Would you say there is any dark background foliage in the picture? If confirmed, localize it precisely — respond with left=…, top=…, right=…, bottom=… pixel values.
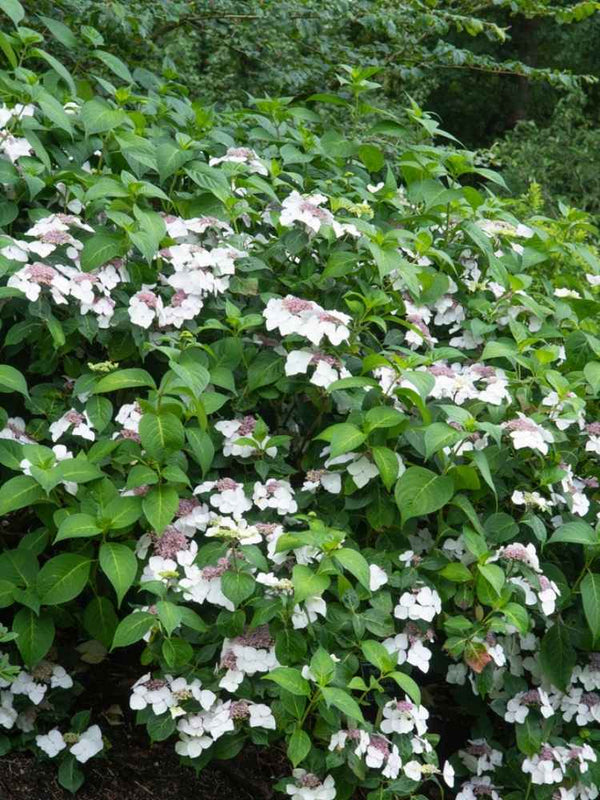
left=20, top=0, right=600, bottom=213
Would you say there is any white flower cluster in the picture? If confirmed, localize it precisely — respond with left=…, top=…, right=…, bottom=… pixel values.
left=36, top=725, right=104, bottom=763
left=0, top=661, right=74, bottom=730
left=263, top=295, right=351, bottom=346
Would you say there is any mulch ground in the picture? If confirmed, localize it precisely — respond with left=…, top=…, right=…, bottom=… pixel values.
left=0, top=725, right=286, bottom=800
left=0, top=644, right=288, bottom=800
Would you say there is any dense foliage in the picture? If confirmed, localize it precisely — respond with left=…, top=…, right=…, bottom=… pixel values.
left=21, top=0, right=600, bottom=214
left=1, top=2, right=600, bottom=799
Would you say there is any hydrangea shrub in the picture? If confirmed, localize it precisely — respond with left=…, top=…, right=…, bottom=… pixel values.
left=1, top=3, right=600, bottom=798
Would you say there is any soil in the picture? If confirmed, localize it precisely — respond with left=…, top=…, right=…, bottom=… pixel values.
left=0, top=725, right=286, bottom=800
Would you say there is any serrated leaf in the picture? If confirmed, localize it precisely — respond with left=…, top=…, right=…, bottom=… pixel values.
left=80, top=231, right=127, bottom=271
left=99, top=543, right=137, bottom=607
left=221, top=571, right=255, bottom=607
left=13, top=608, right=54, bottom=667
left=0, top=364, right=28, bottom=397
left=0, top=475, right=46, bottom=514
left=548, top=521, right=597, bottom=546
left=94, top=368, right=155, bottom=393
left=53, top=457, right=102, bottom=485
left=143, top=485, right=178, bottom=533
left=371, top=446, right=399, bottom=491
left=264, top=667, right=310, bottom=696
left=37, top=554, right=91, bottom=605
left=388, top=671, right=422, bottom=705
left=54, top=513, right=101, bottom=543
left=139, top=412, right=184, bottom=461
left=287, top=729, right=311, bottom=767
left=539, top=622, right=575, bottom=691
left=321, top=686, right=364, bottom=722
left=156, top=600, right=182, bottom=636
left=112, top=612, right=155, bottom=649
left=80, top=98, right=128, bottom=135
left=334, top=548, right=371, bottom=589
left=292, top=565, right=330, bottom=604
left=83, top=596, right=118, bottom=648
left=394, top=467, right=454, bottom=524
left=94, top=49, right=134, bottom=83
left=316, top=423, right=366, bottom=459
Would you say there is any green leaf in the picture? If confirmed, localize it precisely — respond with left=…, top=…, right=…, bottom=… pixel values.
left=548, top=521, right=598, bottom=546
left=394, top=466, right=454, bottom=524
left=53, top=456, right=102, bottom=485
left=143, top=485, right=179, bottom=533
left=264, top=667, right=311, bottom=696
left=162, top=637, right=193, bottom=669
left=584, top=361, right=600, bottom=394
left=388, top=671, right=422, bottom=705
left=0, top=440, right=23, bottom=470
left=86, top=396, right=112, bottom=433
left=221, top=571, right=255, bottom=607
left=103, top=496, right=143, bottom=529
left=516, top=716, right=543, bottom=757
left=334, top=548, right=371, bottom=589
left=358, top=143, right=385, bottom=172
left=371, top=446, right=399, bottom=491
left=361, top=640, right=395, bottom=673
left=139, top=412, right=184, bottom=460
left=321, top=687, right=364, bottom=722
left=503, top=602, right=529, bottom=634
left=31, top=47, right=77, bottom=93
left=58, top=755, right=84, bottom=794
left=130, top=207, right=166, bottom=262
left=440, top=562, right=472, bottom=582
left=147, top=712, right=176, bottom=743
left=156, top=600, right=182, bottom=636
left=186, top=163, right=232, bottom=204
left=0, top=0, right=24, bottom=26
left=99, top=543, right=137, bottom=607
left=37, top=91, right=73, bottom=135
left=186, top=428, right=215, bottom=476
left=112, top=611, right=155, bottom=649
left=581, top=573, right=600, bottom=643
left=0, top=365, right=28, bottom=397
left=247, top=351, right=283, bottom=392
left=472, top=450, right=497, bottom=496
left=316, top=422, right=366, bottom=459
left=309, top=647, right=336, bottom=685
left=0, top=548, right=38, bottom=586
left=287, top=729, right=311, bottom=767
left=424, top=422, right=462, bottom=458
left=80, top=98, right=128, bottom=134
left=94, top=49, right=134, bottom=83
left=156, top=142, right=193, bottom=182
left=40, top=15, right=78, bottom=48
left=83, top=596, right=118, bottom=648
left=364, top=406, right=405, bottom=431
left=292, top=565, right=330, bottom=603
left=0, top=579, right=15, bottom=608
left=477, top=563, right=505, bottom=596
left=539, top=622, right=575, bottom=691
left=80, top=230, right=128, bottom=272
left=37, top=554, right=91, bottom=605
left=13, top=608, right=54, bottom=666
left=0, top=475, right=46, bottom=514
left=94, top=368, right=155, bottom=393
left=178, top=606, right=209, bottom=633
left=168, top=360, right=210, bottom=398
left=54, top=513, right=101, bottom=544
